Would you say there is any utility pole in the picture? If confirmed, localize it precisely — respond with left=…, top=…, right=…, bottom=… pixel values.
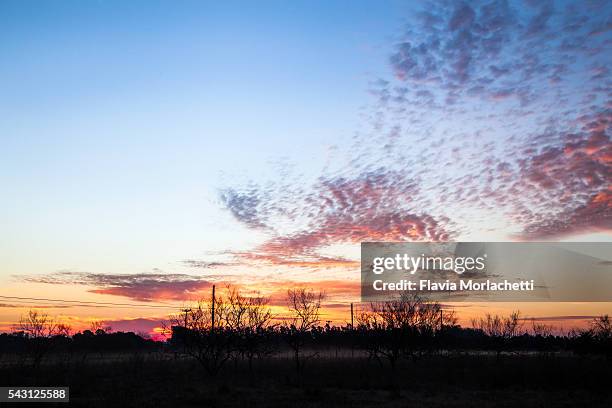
left=350, top=303, right=355, bottom=359
left=439, top=308, right=443, bottom=331
left=181, top=308, right=192, bottom=328
left=211, top=284, right=216, bottom=331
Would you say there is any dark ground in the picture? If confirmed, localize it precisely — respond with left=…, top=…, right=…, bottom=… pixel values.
left=1, top=353, right=611, bottom=407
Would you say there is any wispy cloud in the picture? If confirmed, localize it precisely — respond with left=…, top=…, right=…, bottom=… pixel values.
left=20, top=271, right=214, bottom=302
left=181, top=260, right=236, bottom=269
left=525, top=315, right=598, bottom=322
left=15, top=270, right=361, bottom=309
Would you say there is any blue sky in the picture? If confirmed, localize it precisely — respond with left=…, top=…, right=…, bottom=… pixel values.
left=0, top=1, right=410, bottom=274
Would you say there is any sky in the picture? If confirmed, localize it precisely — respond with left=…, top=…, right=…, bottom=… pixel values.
left=0, top=0, right=610, bottom=337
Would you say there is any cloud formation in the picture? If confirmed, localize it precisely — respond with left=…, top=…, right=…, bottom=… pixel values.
left=182, top=260, right=235, bottom=269
left=102, top=317, right=167, bottom=338
left=222, top=170, right=454, bottom=266
left=389, top=0, right=610, bottom=106
left=218, top=0, right=610, bottom=268
left=21, top=271, right=213, bottom=302
left=512, top=109, right=611, bottom=237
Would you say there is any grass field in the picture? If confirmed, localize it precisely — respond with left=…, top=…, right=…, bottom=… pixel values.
left=1, top=352, right=610, bottom=407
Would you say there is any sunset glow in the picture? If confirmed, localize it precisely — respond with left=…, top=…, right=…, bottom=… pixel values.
left=1, top=0, right=610, bottom=338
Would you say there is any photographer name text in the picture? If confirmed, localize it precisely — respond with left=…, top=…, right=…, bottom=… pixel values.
left=372, top=279, right=535, bottom=292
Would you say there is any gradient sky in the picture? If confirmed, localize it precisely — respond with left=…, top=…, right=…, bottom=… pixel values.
left=1, top=0, right=610, bottom=337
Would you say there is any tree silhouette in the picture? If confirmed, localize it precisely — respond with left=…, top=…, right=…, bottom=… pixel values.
left=169, top=295, right=233, bottom=377
left=578, top=315, right=612, bottom=359
left=357, top=294, right=453, bottom=374
left=225, top=286, right=276, bottom=377
left=282, top=288, right=324, bottom=377
left=472, top=311, right=523, bottom=358
left=14, top=309, right=71, bottom=367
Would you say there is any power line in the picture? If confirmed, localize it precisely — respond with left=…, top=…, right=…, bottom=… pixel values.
left=0, top=295, right=342, bottom=316
left=0, top=299, right=161, bottom=310
left=0, top=295, right=179, bottom=309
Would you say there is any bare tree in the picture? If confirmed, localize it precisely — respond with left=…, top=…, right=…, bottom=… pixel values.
left=225, top=286, right=249, bottom=330
left=286, top=288, right=324, bottom=331
left=17, top=310, right=55, bottom=338
left=282, top=288, right=324, bottom=376
left=588, top=315, right=611, bottom=359
left=225, top=286, right=276, bottom=375
left=358, top=294, right=454, bottom=373
left=590, top=315, right=611, bottom=341
left=472, top=311, right=523, bottom=358
left=169, top=291, right=233, bottom=377
left=14, top=310, right=71, bottom=367
left=89, top=320, right=112, bottom=335
left=530, top=319, right=553, bottom=337
left=570, top=315, right=612, bottom=358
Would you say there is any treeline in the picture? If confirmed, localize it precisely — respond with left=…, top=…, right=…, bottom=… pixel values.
left=1, top=289, right=610, bottom=374
left=0, top=329, right=160, bottom=355
left=166, top=288, right=611, bottom=377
